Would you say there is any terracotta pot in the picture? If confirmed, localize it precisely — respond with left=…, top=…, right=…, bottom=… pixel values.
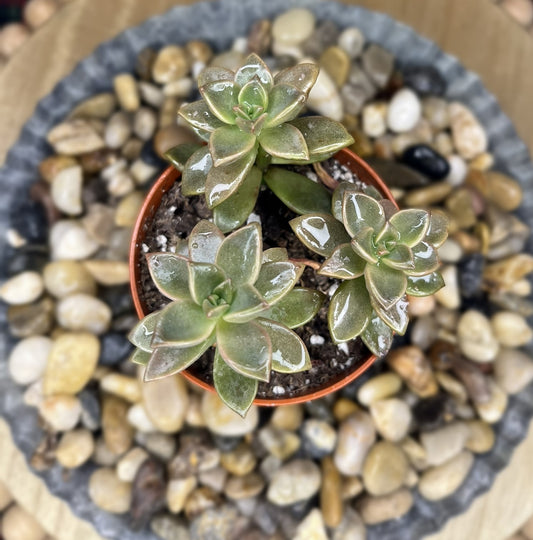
left=129, top=147, right=398, bottom=406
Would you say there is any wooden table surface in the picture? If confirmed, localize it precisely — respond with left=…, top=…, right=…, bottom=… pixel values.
left=1, top=1, right=533, bottom=539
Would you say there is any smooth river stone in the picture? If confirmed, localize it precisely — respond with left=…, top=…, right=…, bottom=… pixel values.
left=386, top=88, right=422, bottom=133
left=258, top=426, right=300, bottom=460
left=46, top=119, right=105, bottom=155
left=449, top=102, right=488, bottom=160
left=56, top=293, right=112, bottom=334
left=494, top=348, right=533, bottom=394
left=113, top=73, right=140, bottom=112
left=142, top=374, right=189, bottom=433
left=51, top=165, right=83, bottom=216
left=50, top=220, right=100, bottom=260
left=0, top=271, right=44, bottom=305
left=491, top=311, right=533, bottom=347
left=69, top=92, right=116, bottom=119
left=420, top=422, right=470, bottom=466
left=369, top=398, right=412, bottom=442
left=117, top=447, right=149, bottom=483
left=201, top=392, right=258, bottom=437
left=152, top=45, right=189, bottom=84
left=270, top=403, right=304, bottom=431
left=56, top=428, right=95, bottom=468
left=167, top=476, right=197, bottom=513
left=43, top=260, right=96, bottom=298
left=307, top=64, right=343, bottom=121
left=104, top=111, right=132, bottom=149
left=485, top=170, right=523, bottom=211
left=89, top=467, right=132, bottom=513
left=267, top=459, right=321, bottom=505
left=8, top=335, right=52, bottom=385
left=83, top=260, right=130, bottom=286
left=356, top=489, right=414, bottom=525
left=457, top=310, right=499, bottom=363
left=102, top=395, right=134, bottom=455
left=39, top=394, right=82, bottom=431
left=357, top=373, right=403, bottom=405
left=338, top=27, right=365, bottom=59
left=402, top=144, right=450, bottom=180
left=362, top=44, right=394, bottom=88
left=44, top=332, right=99, bottom=395
left=403, top=65, right=447, bottom=96
left=1, top=504, right=46, bottom=540
left=474, top=381, right=508, bottom=424
left=271, top=8, right=315, bottom=45
left=294, top=509, right=328, bottom=540
left=435, top=264, right=461, bottom=309
left=465, top=420, right=495, bottom=453
left=100, top=373, right=141, bottom=403
left=362, top=441, right=408, bottom=496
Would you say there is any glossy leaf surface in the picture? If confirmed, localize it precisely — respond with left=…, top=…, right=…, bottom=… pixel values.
left=146, top=253, right=190, bottom=301
left=181, top=146, right=213, bottom=196
left=319, top=243, right=366, bottom=279
left=365, top=263, right=407, bottom=309
left=262, top=288, right=324, bottom=329
left=259, top=124, right=309, bottom=161
left=290, top=214, right=351, bottom=257
left=254, top=261, right=304, bottom=304
left=188, top=220, right=224, bottom=264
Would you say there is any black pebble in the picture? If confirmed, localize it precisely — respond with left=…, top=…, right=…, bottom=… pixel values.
left=10, top=200, right=48, bottom=244
left=99, top=285, right=134, bottom=317
left=99, top=332, right=134, bottom=366
left=458, top=253, right=485, bottom=298
left=79, top=388, right=101, bottom=431
left=403, top=65, right=447, bottom=96
left=412, top=394, right=449, bottom=431
left=140, top=140, right=167, bottom=169
left=6, top=245, right=49, bottom=276
left=402, top=144, right=451, bottom=180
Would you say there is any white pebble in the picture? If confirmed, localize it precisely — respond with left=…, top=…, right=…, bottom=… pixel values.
left=438, top=238, right=463, bottom=263
left=0, top=271, right=43, bottom=305
left=387, top=88, right=422, bottom=133
left=272, top=8, right=316, bottom=45
left=434, top=265, right=460, bottom=309
left=8, top=336, right=52, bottom=385
left=51, top=165, right=83, bottom=216
left=362, top=102, right=387, bottom=138
left=306, top=63, right=343, bottom=121
left=56, top=293, right=112, bottom=334
left=445, top=154, right=468, bottom=186
left=457, top=310, right=499, bottom=363
left=338, top=27, right=365, bottom=58
left=50, top=220, right=100, bottom=260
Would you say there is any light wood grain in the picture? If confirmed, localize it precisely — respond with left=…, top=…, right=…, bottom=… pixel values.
left=0, top=1, right=532, bottom=539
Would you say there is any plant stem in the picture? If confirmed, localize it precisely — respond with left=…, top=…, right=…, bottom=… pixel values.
left=291, top=258, right=321, bottom=270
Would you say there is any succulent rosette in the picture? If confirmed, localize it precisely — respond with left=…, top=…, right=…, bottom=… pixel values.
left=128, top=220, right=324, bottom=415
left=291, top=183, right=448, bottom=356
left=166, top=53, right=353, bottom=232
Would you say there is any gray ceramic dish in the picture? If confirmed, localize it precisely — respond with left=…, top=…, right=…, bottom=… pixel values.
left=1, top=0, right=532, bottom=539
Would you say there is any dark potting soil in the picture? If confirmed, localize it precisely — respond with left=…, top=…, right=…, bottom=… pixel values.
left=137, top=161, right=371, bottom=400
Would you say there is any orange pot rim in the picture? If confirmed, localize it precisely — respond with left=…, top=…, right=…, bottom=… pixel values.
left=129, top=147, right=397, bottom=406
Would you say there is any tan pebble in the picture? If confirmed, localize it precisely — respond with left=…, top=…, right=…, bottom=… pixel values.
left=436, top=371, right=468, bottom=403
left=201, top=392, right=258, bottom=437
left=0, top=23, right=30, bottom=57
left=186, top=40, right=213, bottom=64
left=152, top=45, right=189, bottom=84
left=307, top=66, right=343, bottom=121
left=341, top=476, right=364, bottom=500
left=1, top=504, right=45, bottom=540
left=224, top=472, right=264, bottom=500
left=457, top=310, right=499, bottom=363
left=267, top=459, right=321, bottom=505
left=56, top=293, right=112, bottom=334
left=51, top=219, right=101, bottom=260
left=465, top=420, right=495, bottom=453
left=88, top=468, right=132, bottom=513
left=449, top=102, right=487, bottom=160
left=167, top=476, right=197, bottom=513
left=386, top=346, right=438, bottom=398
left=407, top=294, right=435, bottom=317
left=333, top=398, right=360, bottom=422
left=184, top=487, right=220, bottom=519
left=101, top=373, right=141, bottom=403
left=494, top=348, right=533, bottom=394
left=122, top=138, right=145, bottom=161
left=39, top=394, right=81, bottom=431
left=294, top=509, right=328, bottom=540
left=319, top=46, right=350, bottom=87
left=104, top=111, right=132, bottom=149
left=484, top=254, right=533, bottom=291
left=220, top=443, right=256, bottom=476
left=83, top=260, right=130, bottom=286
left=102, top=395, right=134, bottom=455
left=39, top=154, right=78, bottom=183
left=270, top=404, right=303, bottom=431
left=357, top=373, right=402, bottom=405
left=133, top=106, right=157, bottom=140
left=185, top=393, right=206, bottom=427
left=47, top=119, right=105, bottom=155
left=115, top=191, right=145, bottom=227
left=272, top=8, right=315, bottom=45
left=127, top=403, right=157, bottom=433
left=362, top=441, right=408, bottom=496
left=0, top=271, right=44, bottom=305
left=474, top=381, right=508, bottom=424
left=130, top=159, right=158, bottom=186
left=24, top=0, right=58, bottom=28
left=422, top=97, right=449, bottom=130
left=420, top=422, right=470, bottom=466
left=116, top=447, right=148, bottom=482
left=485, top=170, right=523, bottom=211
left=43, top=260, right=96, bottom=298
left=113, top=73, right=140, bottom=112
left=154, top=125, right=201, bottom=158
left=320, top=456, right=343, bottom=528
left=469, top=151, right=494, bottom=171
left=433, top=132, right=454, bottom=156
left=491, top=311, right=533, bottom=347
left=82, top=203, right=116, bottom=246
left=369, top=398, right=412, bottom=442
left=404, top=181, right=453, bottom=208
left=418, top=450, right=474, bottom=500
left=51, top=165, right=83, bottom=216
left=445, top=188, right=478, bottom=229
left=197, top=466, right=227, bottom=493
left=0, top=480, right=13, bottom=511
left=356, top=488, right=413, bottom=525
left=258, top=426, right=300, bottom=460
left=56, top=428, right=94, bottom=468
left=362, top=102, right=388, bottom=138
left=44, top=332, right=99, bottom=395
left=70, top=92, right=117, bottom=120
left=349, top=128, right=373, bottom=157
left=400, top=437, right=428, bottom=471
left=391, top=133, right=421, bottom=155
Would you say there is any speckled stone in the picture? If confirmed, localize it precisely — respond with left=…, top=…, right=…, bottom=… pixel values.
left=152, top=45, right=190, bottom=84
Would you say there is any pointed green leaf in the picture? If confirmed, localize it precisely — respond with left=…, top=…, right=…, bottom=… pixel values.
left=262, top=248, right=289, bottom=263
left=263, top=84, right=306, bottom=128
left=130, top=348, right=151, bottom=366
left=425, top=210, right=449, bottom=248
left=203, top=301, right=230, bottom=319
left=343, top=192, right=386, bottom=238
left=365, top=263, right=407, bottom=309
left=319, top=243, right=366, bottom=279
left=381, top=244, right=415, bottom=271
left=371, top=296, right=409, bottom=335
left=188, top=220, right=224, bottom=264
left=262, top=288, right=325, bottom=329
left=361, top=313, right=394, bottom=357
left=328, top=277, right=372, bottom=343
left=257, top=319, right=311, bottom=373
left=351, top=228, right=379, bottom=264
left=410, top=241, right=439, bottom=276
left=406, top=272, right=445, bottom=296
left=332, top=182, right=358, bottom=221
left=238, top=78, right=268, bottom=111
left=263, top=167, right=331, bottom=215
left=259, top=124, right=309, bottom=161
left=223, top=284, right=268, bottom=323
left=374, top=221, right=400, bottom=245
left=254, top=261, right=304, bottom=304
left=189, top=262, right=227, bottom=305
left=216, top=320, right=271, bottom=382
left=198, top=66, right=234, bottom=87
left=273, top=63, right=319, bottom=95
left=200, top=80, right=238, bottom=124
left=146, top=253, right=190, bottom=300
left=209, top=125, right=257, bottom=167
left=216, top=222, right=262, bottom=287
left=151, top=300, right=216, bottom=347
left=165, top=143, right=203, bottom=172
left=289, top=117, right=354, bottom=158
left=144, top=334, right=214, bottom=380
left=290, top=214, right=351, bottom=257
left=205, top=150, right=256, bottom=208
left=389, top=209, right=430, bottom=247
left=179, top=100, right=226, bottom=133
left=213, top=279, right=234, bottom=304
left=181, top=146, right=212, bottom=196
left=235, top=54, right=273, bottom=91
left=129, top=311, right=160, bottom=351
left=213, top=349, right=258, bottom=417
left=212, top=166, right=262, bottom=233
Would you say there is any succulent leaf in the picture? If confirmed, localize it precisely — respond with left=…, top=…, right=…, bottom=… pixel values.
left=198, top=66, right=234, bottom=87
left=238, top=78, right=269, bottom=114
left=290, top=214, right=351, bottom=257
left=215, top=222, right=262, bottom=287
left=319, top=243, right=366, bottom=279
left=210, top=125, right=257, bottom=167
left=223, top=284, right=268, bottom=323
left=381, top=244, right=415, bottom=271
left=289, top=117, right=354, bottom=158
left=361, top=313, right=394, bottom=357
left=213, top=349, right=258, bottom=417
left=129, top=310, right=161, bottom=352
left=343, top=192, right=386, bottom=238
left=151, top=300, right=216, bottom=348
left=144, top=334, right=215, bottom=381
left=389, top=209, right=430, bottom=247
left=146, top=253, right=190, bottom=301
left=189, top=262, right=227, bottom=305
left=262, top=248, right=289, bottom=263
left=263, top=84, right=306, bottom=128
left=409, top=241, right=439, bottom=276
left=130, top=348, right=151, bottom=366
left=216, top=320, right=271, bottom=382
left=259, top=124, right=309, bottom=161
left=263, top=167, right=332, bottom=215
left=200, top=80, right=238, bottom=124
left=181, top=146, right=213, bottom=196
left=178, top=101, right=226, bottom=133
left=406, top=271, right=445, bottom=296
left=364, top=263, right=407, bottom=309
left=254, top=261, right=304, bottom=304
left=273, top=63, right=319, bottom=95
left=258, top=318, right=311, bottom=373
left=262, top=288, right=325, bottom=329
left=371, top=296, right=409, bottom=335
left=165, top=143, right=203, bottom=172
left=350, top=228, right=379, bottom=264
left=188, top=220, right=225, bottom=264
left=212, top=166, right=262, bottom=233
left=328, top=277, right=373, bottom=343
left=425, top=210, right=449, bottom=248
left=332, top=182, right=357, bottom=221
left=234, top=54, right=273, bottom=91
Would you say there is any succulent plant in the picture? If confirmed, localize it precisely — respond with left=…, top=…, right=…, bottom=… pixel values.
left=291, top=182, right=448, bottom=357
left=165, top=53, right=354, bottom=232
left=129, top=220, right=324, bottom=416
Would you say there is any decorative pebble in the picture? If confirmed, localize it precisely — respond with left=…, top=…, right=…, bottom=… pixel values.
left=127, top=403, right=157, bottom=433
left=113, top=73, right=140, bottom=112
left=307, top=66, right=343, bottom=121
left=338, top=27, right=365, bottom=59
left=403, top=181, right=453, bottom=207
left=56, top=293, right=112, bottom=334
left=43, top=260, right=96, bottom=298
left=166, top=476, right=197, bottom=513
left=369, top=398, right=412, bottom=442
left=294, top=509, right=328, bottom=540
left=362, top=441, right=408, bottom=496
left=491, top=311, right=533, bottom=347
left=89, top=467, right=132, bottom=513
left=153, top=125, right=200, bottom=158
left=201, top=392, right=258, bottom=437
left=449, top=102, right=488, bottom=160
left=0, top=271, right=44, bottom=305
left=220, top=442, right=256, bottom=476
left=357, top=373, right=402, bottom=405
left=83, top=260, right=130, bottom=286
left=82, top=203, right=116, bottom=245
left=387, top=89, right=422, bottom=133
left=225, top=472, right=265, bottom=500
left=486, top=170, right=523, bottom=211
left=70, top=92, right=117, bottom=120
left=434, top=265, right=461, bottom=309
left=301, top=419, right=337, bottom=457
left=402, top=144, right=450, bottom=180
left=7, top=297, right=54, bottom=338
left=0, top=23, right=30, bottom=57
left=418, top=451, right=474, bottom=501
left=403, top=65, right=446, bottom=96
left=8, top=335, right=52, bottom=385
left=101, top=373, right=141, bottom=403
left=133, top=107, right=157, bottom=140
left=465, top=420, right=495, bottom=453
left=50, top=165, right=83, bottom=216
left=152, top=45, right=189, bottom=84
left=474, top=381, right=508, bottom=424
left=46, top=119, right=105, bottom=155
left=272, top=8, right=315, bottom=45
left=267, top=459, right=321, bottom=505
left=117, top=447, right=149, bottom=483
left=39, top=394, right=82, bottom=431
left=258, top=426, right=300, bottom=460
left=420, top=422, right=470, bottom=466
left=50, top=220, right=100, bottom=260
left=142, top=375, right=188, bottom=433
left=1, top=504, right=46, bottom=540
left=56, top=428, right=94, bottom=468
left=356, top=489, right=413, bottom=525
left=362, top=102, right=388, bottom=138
left=457, top=310, right=500, bottom=363
left=494, top=348, right=533, bottom=394
left=105, top=111, right=132, bottom=149
left=102, top=395, right=134, bottom=455
left=319, top=46, right=350, bottom=87
left=271, top=404, right=304, bottom=431
left=362, top=44, right=394, bottom=88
